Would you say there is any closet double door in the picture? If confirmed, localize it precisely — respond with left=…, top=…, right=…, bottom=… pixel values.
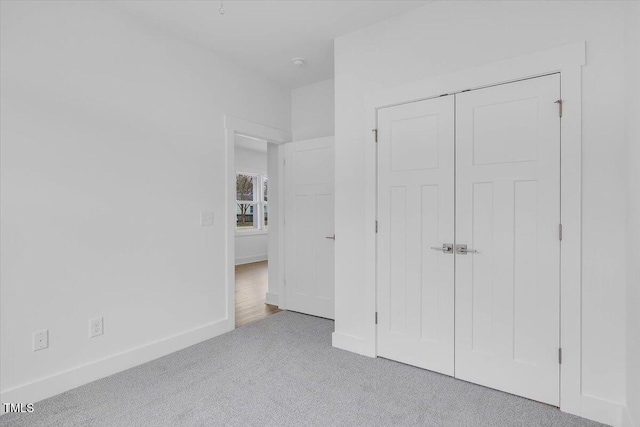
left=376, top=74, right=561, bottom=406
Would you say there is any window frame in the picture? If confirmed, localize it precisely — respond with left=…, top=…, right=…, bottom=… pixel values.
left=236, top=171, right=268, bottom=234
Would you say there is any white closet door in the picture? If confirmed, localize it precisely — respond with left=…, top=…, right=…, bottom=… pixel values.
left=284, top=137, right=335, bottom=319
left=377, top=96, right=455, bottom=375
left=455, top=74, right=561, bottom=405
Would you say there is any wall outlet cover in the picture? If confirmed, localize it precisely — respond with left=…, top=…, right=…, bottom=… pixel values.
left=33, top=330, right=49, bottom=351
left=90, top=317, right=104, bottom=338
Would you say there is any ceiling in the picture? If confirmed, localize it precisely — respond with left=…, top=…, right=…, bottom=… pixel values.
left=111, top=1, right=430, bottom=89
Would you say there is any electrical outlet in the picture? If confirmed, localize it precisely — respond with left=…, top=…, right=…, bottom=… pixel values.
left=33, top=330, right=49, bottom=351
left=89, top=317, right=104, bottom=338
left=200, top=211, right=214, bottom=226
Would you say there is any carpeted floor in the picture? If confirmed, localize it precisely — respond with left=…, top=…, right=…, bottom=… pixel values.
left=1, top=311, right=604, bottom=427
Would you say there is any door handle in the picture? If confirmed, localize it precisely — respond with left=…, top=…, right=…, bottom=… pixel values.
left=326, top=235, right=336, bottom=240
left=430, top=244, right=453, bottom=253
left=456, top=244, right=478, bottom=255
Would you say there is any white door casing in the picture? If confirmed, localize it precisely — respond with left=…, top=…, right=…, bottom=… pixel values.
left=376, top=96, right=455, bottom=375
left=361, top=44, right=585, bottom=421
left=454, top=74, right=561, bottom=405
left=284, top=137, right=335, bottom=319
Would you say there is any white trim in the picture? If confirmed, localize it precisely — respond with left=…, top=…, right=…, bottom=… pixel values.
left=265, top=291, right=279, bottom=306
left=0, top=318, right=229, bottom=412
left=236, top=229, right=268, bottom=237
left=225, top=116, right=291, bottom=144
left=622, top=405, right=636, bottom=427
left=581, top=395, right=623, bottom=427
left=225, top=116, right=291, bottom=330
left=360, top=42, right=587, bottom=419
left=235, top=254, right=268, bottom=266
left=266, top=144, right=286, bottom=310
left=331, top=332, right=374, bottom=357
left=276, top=144, right=286, bottom=309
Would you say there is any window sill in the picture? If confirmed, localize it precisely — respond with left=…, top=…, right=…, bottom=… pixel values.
left=236, top=229, right=268, bottom=237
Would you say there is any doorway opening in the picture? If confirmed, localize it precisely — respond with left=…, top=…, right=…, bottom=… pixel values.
left=234, top=134, right=281, bottom=327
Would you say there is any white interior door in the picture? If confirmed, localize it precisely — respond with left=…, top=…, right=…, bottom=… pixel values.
left=376, top=96, right=455, bottom=375
left=284, top=137, right=335, bottom=319
left=454, top=74, right=561, bottom=405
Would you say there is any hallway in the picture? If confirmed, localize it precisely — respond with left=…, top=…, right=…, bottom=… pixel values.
left=235, top=261, right=281, bottom=327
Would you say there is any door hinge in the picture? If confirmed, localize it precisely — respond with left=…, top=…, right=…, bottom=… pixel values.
left=558, top=348, right=562, bottom=364
left=373, top=128, right=378, bottom=143
left=555, top=99, right=563, bottom=117
left=375, top=312, right=378, bottom=325
left=558, top=224, right=563, bottom=241
left=375, top=220, right=378, bottom=233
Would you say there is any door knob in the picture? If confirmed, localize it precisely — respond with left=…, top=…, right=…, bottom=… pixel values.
left=456, top=244, right=478, bottom=255
left=430, top=244, right=453, bottom=253
left=326, top=235, right=336, bottom=240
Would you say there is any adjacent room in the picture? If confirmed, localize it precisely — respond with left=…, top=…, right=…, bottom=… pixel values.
left=234, top=135, right=281, bottom=327
left=1, top=1, right=638, bottom=427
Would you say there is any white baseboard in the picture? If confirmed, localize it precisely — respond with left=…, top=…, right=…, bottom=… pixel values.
left=622, top=405, right=636, bottom=427
left=332, top=332, right=375, bottom=357
left=235, top=254, right=268, bottom=265
left=330, top=333, right=627, bottom=427
left=0, top=318, right=231, bottom=413
left=265, top=291, right=279, bottom=306
left=581, top=395, right=623, bottom=427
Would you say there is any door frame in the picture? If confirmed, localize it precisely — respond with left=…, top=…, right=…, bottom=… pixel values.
left=224, top=116, right=291, bottom=331
left=362, top=43, right=586, bottom=418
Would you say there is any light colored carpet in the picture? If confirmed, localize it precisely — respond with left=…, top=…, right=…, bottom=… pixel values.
left=1, top=311, right=604, bottom=427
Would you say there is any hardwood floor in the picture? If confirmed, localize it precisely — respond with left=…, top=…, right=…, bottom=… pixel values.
left=235, top=260, right=281, bottom=327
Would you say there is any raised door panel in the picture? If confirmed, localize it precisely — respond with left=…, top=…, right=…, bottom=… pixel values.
left=455, top=74, right=561, bottom=406
left=285, top=137, right=335, bottom=319
left=377, top=95, right=455, bottom=375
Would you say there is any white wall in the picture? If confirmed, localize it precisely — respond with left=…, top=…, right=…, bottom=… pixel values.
left=291, top=78, right=335, bottom=140
left=624, top=3, right=640, bottom=426
left=234, top=146, right=269, bottom=265
left=334, top=1, right=628, bottom=424
left=0, top=1, right=290, bottom=405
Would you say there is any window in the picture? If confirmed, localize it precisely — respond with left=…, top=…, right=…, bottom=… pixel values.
left=236, top=172, right=268, bottom=232
left=263, top=176, right=268, bottom=227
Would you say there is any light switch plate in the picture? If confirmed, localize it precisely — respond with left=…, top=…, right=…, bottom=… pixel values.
left=33, top=330, right=49, bottom=351
left=200, top=211, right=214, bottom=226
